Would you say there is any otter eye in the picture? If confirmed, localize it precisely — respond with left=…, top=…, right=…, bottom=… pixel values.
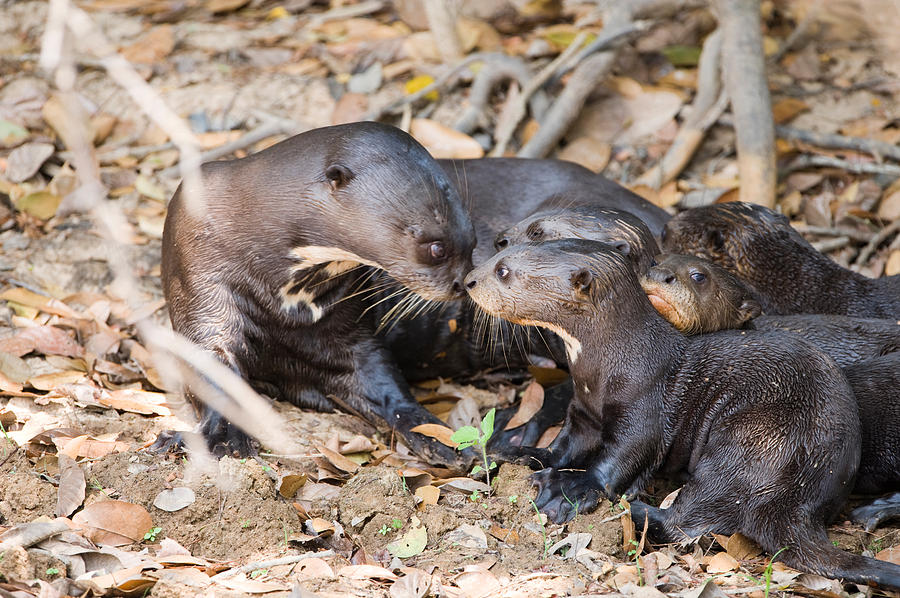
left=429, top=241, right=446, bottom=260
left=690, top=271, right=707, bottom=284
left=526, top=224, right=544, bottom=241
left=495, top=263, right=510, bottom=282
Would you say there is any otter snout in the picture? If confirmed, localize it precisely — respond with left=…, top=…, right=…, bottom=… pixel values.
left=494, top=235, right=510, bottom=251
left=647, top=266, right=676, bottom=285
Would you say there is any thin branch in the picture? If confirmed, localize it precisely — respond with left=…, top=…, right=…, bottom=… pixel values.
left=783, top=155, right=900, bottom=178
left=855, top=219, right=900, bottom=267
left=211, top=551, right=336, bottom=580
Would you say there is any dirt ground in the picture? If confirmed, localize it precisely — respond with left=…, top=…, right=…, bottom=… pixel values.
left=3, top=0, right=900, bottom=596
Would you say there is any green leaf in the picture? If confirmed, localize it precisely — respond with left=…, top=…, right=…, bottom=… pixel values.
left=0, top=120, right=28, bottom=147
left=471, top=465, right=483, bottom=475
left=16, top=191, right=62, bottom=220
left=481, top=408, right=496, bottom=440
left=451, top=426, right=479, bottom=445
left=489, top=461, right=497, bottom=470
left=386, top=523, right=427, bottom=558
left=660, top=45, right=702, bottom=67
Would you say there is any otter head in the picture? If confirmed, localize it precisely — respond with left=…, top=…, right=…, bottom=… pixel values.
left=465, top=239, right=636, bottom=363
left=660, top=202, right=797, bottom=276
left=283, top=122, right=476, bottom=302
left=494, top=205, right=659, bottom=274
left=640, top=253, right=761, bottom=334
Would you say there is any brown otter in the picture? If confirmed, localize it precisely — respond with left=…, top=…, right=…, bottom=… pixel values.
left=465, top=239, right=900, bottom=588
left=641, top=253, right=900, bottom=366
left=640, top=253, right=900, bottom=529
left=161, top=122, right=476, bottom=463
left=493, top=205, right=661, bottom=274
left=661, top=202, right=900, bottom=318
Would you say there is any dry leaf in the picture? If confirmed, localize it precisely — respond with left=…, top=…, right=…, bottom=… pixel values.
left=29, top=371, right=87, bottom=391
left=315, top=443, right=359, bottom=474
left=504, top=382, right=544, bottom=430
left=121, top=25, right=175, bottom=64
left=536, top=424, right=560, bottom=448
left=415, top=485, right=439, bottom=509
left=885, top=250, right=900, bottom=277
left=0, top=288, right=82, bottom=319
left=101, top=389, right=171, bottom=416
left=772, top=98, right=809, bottom=124
left=5, top=142, right=55, bottom=183
left=390, top=568, right=431, bottom=598
left=488, top=524, right=519, bottom=545
left=215, top=576, right=288, bottom=593
left=339, top=564, right=399, bottom=580
left=153, top=487, right=196, bottom=512
left=56, top=454, right=86, bottom=517
left=386, top=519, right=427, bottom=558
left=877, top=545, right=900, bottom=565
left=277, top=473, right=308, bottom=498
left=295, top=557, right=335, bottom=579
left=72, top=500, right=153, bottom=545
left=409, top=423, right=457, bottom=447
left=409, top=119, right=484, bottom=159
left=705, top=551, right=739, bottom=573
left=557, top=137, right=611, bottom=173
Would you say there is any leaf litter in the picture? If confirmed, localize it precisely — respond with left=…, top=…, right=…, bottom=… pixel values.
left=1, top=0, right=900, bottom=596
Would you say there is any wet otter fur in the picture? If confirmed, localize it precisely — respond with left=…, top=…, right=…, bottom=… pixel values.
left=641, top=254, right=900, bottom=366
left=661, top=202, right=900, bottom=318
left=465, top=239, right=900, bottom=589
left=162, top=122, right=475, bottom=463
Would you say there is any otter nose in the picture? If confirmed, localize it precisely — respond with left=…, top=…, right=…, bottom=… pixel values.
left=650, top=267, right=676, bottom=285
left=466, top=279, right=477, bottom=289
left=495, top=236, right=509, bottom=251
left=452, top=280, right=465, bottom=296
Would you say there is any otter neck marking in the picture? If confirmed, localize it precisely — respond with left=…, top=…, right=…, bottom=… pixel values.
left=518, top=318, right=582, bottom=364
left=279, top=246, right=380, bottom=322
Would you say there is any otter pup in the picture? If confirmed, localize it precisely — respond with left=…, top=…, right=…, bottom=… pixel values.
left=641, top=254, right=900, bottom=529
left=162, top=122, right=475, bottom=462
left=641, top=254, right=900, bottom=366
left=661, top=202, right=900, bottom=318
left=465, top=239, right=900, bottom=588
left=494, top=205, right=660, bottom=274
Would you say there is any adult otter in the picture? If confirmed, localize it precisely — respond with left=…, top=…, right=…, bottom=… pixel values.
left=465, top=239, right=900, bottom=588
left=641, top=254, right=900, bottom=529
left=661, top=202, right=900, bottom=318
left=641, top=254, right=900, bottom=366
left=162, top=122, right=475, bottom=462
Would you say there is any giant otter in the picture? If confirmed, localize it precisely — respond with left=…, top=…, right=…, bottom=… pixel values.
left=661, top=202, right=900, bottom=318
left=639, top=253, right=900, bottom=530
left=641, top=253, right=900, bottom=366
left=464, top=239, right=900, bottom=588
left=162, top=122, right=475, bottom=463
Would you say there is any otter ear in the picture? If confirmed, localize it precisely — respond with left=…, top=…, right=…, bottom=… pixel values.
left=612, top=240, right=631, bottom=256
left=325, top=164, right=353, bottom=190
left=738, top=298, right=762, bottom=322
left=703, top=228, right=725, bottom=250
left=571, top=267, right=594, bottom=295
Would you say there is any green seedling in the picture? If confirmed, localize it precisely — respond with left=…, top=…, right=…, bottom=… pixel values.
left=249, top=568, right=267, bottom=579
left=626, top=538, right=643, bottom=585
left=529, top=499, right=550, bottom=560
left=469, top=489, right=481, bottom=502
left=46, top=567, right=59, bottom=576
left=508, top=495, right=518, bottom=504
left=763, top=547, right=789, bottom=598
left=240, top=520, right=251, bottom=529
left=452, top=408, right=498, bottom=494
left=378, top=524, right=390, bottom=535
left=391, top=518, right=403, bottom=530
left=143, top=527, right=161, bottom=542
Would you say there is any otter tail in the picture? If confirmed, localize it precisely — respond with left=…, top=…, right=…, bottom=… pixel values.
left=781, top=532, right=900, bottom=590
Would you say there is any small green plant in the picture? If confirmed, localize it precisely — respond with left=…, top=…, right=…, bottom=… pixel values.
left=469, top=489, right=481, bottom=502
left=832, top=540, right=840, bottom=547
left=143, top=527, right=161, bottom=542
left=763, top=547, right=789, bottom=598
left=869, top=538, right=884, bottom=554
left=508, top=495, right=518, bottom=504
left=46, top=567, right=59, bottom=576
left=249, top=568, right=267, bottom=579
left=391, top=518, right=403, bottom=531
left=451, top=408, right=498, bottom=494
left=529, top=499, right=551, bottom=560
left=562, top=492, right=580, bottom=522
left=626, top=539, right=643, bottom=585
left=240, top=520, right=251, bottom=529
left=378, top=524, right=390, bottom=535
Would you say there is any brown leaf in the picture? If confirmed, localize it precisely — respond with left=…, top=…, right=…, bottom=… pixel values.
left=877, top=545, right=900, bottom=565
left=29, top=371, right=88, bottom=391
left=536, top=425, right=560, bottom=448
left=772, top=98, right=810, bottom=124
left=121, top=25, right=175, bottom=64
left=488, top=524, right=519, bottom=545
left=886, top=250, right=900, bottom=277
left=72, top=500, right=153, bottom=545
left=408, top=423, right=457, bottom=447
left=56, top=434, right=128, bottom=459
left=295, top=557, right=335, bottom=580
left=277, top=473, right=308, bottom=498
left=5, top=142, right=55, bottom=183
left=705, top=551, right=740, bottom=573
left=504, top=382, right=544, bottom=430
left=414, top=485, right=439, bottom=509
left=557, top=137, right=611, bottom=173
left=215, top=577, right=288, bottom=593
left=315, top=442, right=359, bottom=474
left=409, top=119, right=484, bottom=159
left=339, top=564, right=398, bottom=580
left=100, top=389, right=171, bottom=416
left=332, top=93, right=370, bottom=126
left=56, top=454, right=86, bottom=517
left=205, top=0, right=250, bottom=13
left=0, top=288, right=83, bottom=319
left=0, top=352, right=33, bottom=383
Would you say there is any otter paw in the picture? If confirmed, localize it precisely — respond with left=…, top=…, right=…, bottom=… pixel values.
left=850, top=493, right=900, bottom=532
left=489, top=444, right=554, bottom=470
left=198, top=412, right=256, bottom=457
left=402, top=430, right=475, bottom=471
left=532, top=468, right=602, bottom=523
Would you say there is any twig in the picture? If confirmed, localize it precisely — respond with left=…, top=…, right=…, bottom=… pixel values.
left=551, top=20, right=651, bottom=83
left=637, top=29, right=725, bottom=188
left=794, top=224, right=875, bottom=244
left=159, top=119, right=306, bottom=179
left=366, top=53, right=493, bottom=121
left=490, top=32, right=589, bottom=157
left=855, top=219, right=900, bottom=267
left=0, top=443, right=20, bottom=468
left=716, top=0, right=776, bottom=207
left=719, top=115, right=900, bottom=163
left=769, top=0, right=820, bottom=63
left=453, top=55, right=549, bottom=134
left=783, top=155, right=900, bottom=178
left=59, top=142, right=176, bottom=164
left=811, top=236, right=850, bottom=253
left=211, top=551, right=336, bottom=580
left=306, top=1, right=383, bottom=26
left=423, top=0, right=463, bottom=63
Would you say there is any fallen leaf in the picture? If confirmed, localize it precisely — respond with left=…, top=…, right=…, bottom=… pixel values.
left=886, top=250, right=900, bottom=277
left=0, top=119, right=29, bottom=148
left=705, top=551, right=739, bottom=573
left=404, top=74, right=438, bottom=101
left=215, top=576, right=288, bottom=593
left=121, top=25, right=175, bottom=64
left=153, top=487, right=196, bottom=512
left=390, top=568, right=431, bottom=598
left=712, top=532, right=761, bottom=560
left=436, top=477, right=491, bottom=494
left=443, top=524, right=487, bottom=549
left=15, top=191, right=62, bottom=220
left=277, top=473, right=308, bottom=498
left=5, top=142, right=55, bottom=183
left=488, top=524, right=519, bottom=545
left=56, top=454, right=86, bottom=517
left=29, top=371, right=87, bottom=391
left=414, top=485, right=439, bottom=509
left=73, top=500, right=153, bottom=545
left=772, top=98, right=809, bottom=124
left=409, top=119, right=484, bottom=159
left=453, top=570, right=500, bottom=597
left=878, top=545, right=900, bottom=565
left=295, top=557, right=335, bottom=579
left=0, top=351, right=33, bottom=383
left=387, top=519, right=427, bottom=558
left=409, top=423, right=457, bottom=447
left=101, top=389, right=171, bottom=416
left=0, top=288, right=83, bottom=319
left=557, top=137, right=611, bottom=173
left=504, top=382, right=544, bottom=430
left=315, top=442, right=359, bottom=474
